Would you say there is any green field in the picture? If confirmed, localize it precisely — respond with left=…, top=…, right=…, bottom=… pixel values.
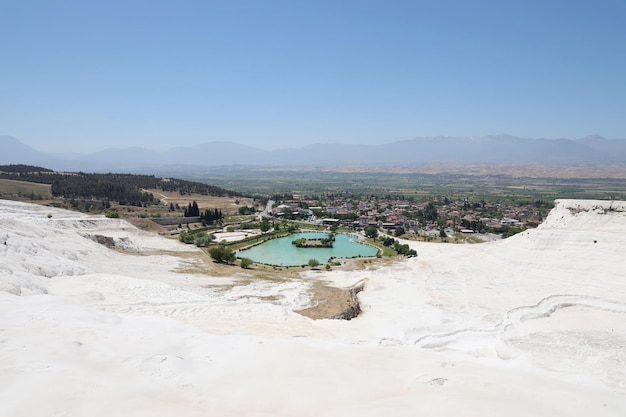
left=181, top=169, right=626, bottom=202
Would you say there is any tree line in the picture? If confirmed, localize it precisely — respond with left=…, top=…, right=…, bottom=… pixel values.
left=0, top=164, right=53, bottom=173
left=52, top=174, right=156, bottom=205
left=0, top=169, right=244, bottom=205
left=183, top=201, right=224, bottom=223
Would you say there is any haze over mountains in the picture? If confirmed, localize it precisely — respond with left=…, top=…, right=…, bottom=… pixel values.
left=2, top=134, right=626, bottom=172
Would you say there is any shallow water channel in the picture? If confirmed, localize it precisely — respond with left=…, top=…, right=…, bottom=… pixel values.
left=237, top=232, right=378, bottom=266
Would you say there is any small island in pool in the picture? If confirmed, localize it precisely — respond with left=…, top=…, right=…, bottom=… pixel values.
left=292, top=233, right=335, bottom=248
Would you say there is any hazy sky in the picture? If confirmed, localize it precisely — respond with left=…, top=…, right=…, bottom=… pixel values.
left=2, top=0, right=626, bottom=153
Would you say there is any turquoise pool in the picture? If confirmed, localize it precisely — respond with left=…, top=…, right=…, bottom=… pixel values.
left=237, top=232, right=378, bottom=266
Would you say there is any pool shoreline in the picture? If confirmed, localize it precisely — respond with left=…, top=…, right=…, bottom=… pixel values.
left=236, top=230, right=379, bottom=267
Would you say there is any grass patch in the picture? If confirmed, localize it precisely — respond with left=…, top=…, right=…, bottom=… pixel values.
left=366, top=238, right=396, bottom=257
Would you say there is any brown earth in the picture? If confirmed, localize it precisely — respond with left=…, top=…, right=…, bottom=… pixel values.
left=296, top=281, right=363, bottom=320
left=126, top=218, right=169, bottom=233
left=0, top=179, right=52, bottom=198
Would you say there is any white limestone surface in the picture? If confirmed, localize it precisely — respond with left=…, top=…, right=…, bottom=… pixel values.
left=1, top=199, right=625, bottom=416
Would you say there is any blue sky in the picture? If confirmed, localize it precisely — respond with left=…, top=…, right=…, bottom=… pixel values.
left=1, top=0, right=625, bottom=153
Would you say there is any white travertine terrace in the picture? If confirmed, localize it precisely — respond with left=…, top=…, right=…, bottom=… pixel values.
left=1, top=199, right=625, bottom=416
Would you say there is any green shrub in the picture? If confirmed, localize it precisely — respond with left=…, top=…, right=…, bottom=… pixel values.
left=240, top=258, right=253, bottom=269
left=105, top=210, right=119, bottom=218
left=209, top=246, right=236, bottom=264
left=364, top=226, right=378, bottom=238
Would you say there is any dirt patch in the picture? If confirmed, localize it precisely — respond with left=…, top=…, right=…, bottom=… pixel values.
left=296, top=281, right=364, bottom=320
left=87, top=234, right=116, bottom=249
left=126, top=218, right=168, bottom=233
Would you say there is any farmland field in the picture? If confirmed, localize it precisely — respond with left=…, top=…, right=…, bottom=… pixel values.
left=0, top=179, right=52, bottom=199
left=178, top=165, right=626, bottom=202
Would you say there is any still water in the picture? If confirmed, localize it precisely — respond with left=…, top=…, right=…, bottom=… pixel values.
left=237, top=232, right=378, bottom=266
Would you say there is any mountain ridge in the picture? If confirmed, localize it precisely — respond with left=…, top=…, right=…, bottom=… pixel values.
left=2, top=134, right=626, bottom=172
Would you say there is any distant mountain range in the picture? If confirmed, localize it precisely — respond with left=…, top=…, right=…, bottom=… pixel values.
left=2, top=134, right=626, bottom=173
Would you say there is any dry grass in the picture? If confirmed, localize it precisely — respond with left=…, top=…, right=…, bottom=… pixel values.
left=0, top=179, right=52, bottom=198
left=143, top=188, right=255, bottom=213
left=106, top=190, right=257, bottom=228
left=125, top=218, right=169, bottom=233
